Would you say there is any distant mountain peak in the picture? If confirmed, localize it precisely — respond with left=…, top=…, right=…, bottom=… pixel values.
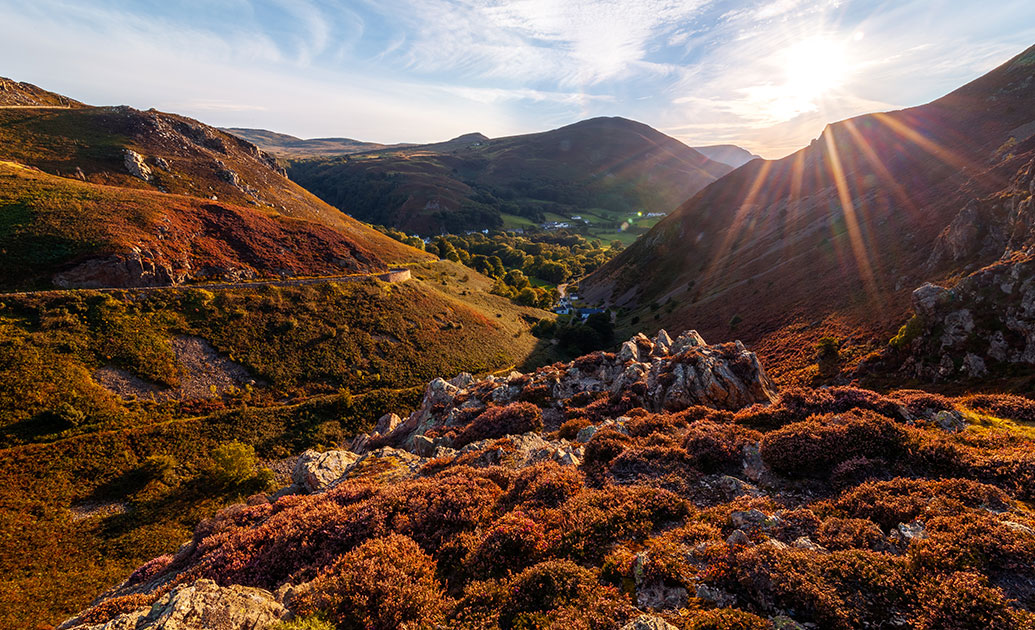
left=448, top=132, right=489, bottom=143
left=691, top=144, right=762, bottom=169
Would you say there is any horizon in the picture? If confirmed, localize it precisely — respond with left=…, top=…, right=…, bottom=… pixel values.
left=1, top=1, right=1034, bottom=159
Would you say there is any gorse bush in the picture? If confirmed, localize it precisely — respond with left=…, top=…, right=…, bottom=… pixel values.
left=207, top=441, right=259, bottom=486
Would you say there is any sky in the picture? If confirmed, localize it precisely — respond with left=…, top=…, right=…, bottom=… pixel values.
left=1, top=1, right=1033, bottom=158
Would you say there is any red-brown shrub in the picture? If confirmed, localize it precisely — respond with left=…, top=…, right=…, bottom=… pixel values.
left=503, top=462, right=584, bottom=510
left=498, top=559, right=630, bottom=630
left=548, top=485, right=689, bottom=563
left=582, top=428, right=632, bottom=468
left=465, top=511, right=546, bottom=579
left=557, top=416, right=591, bottom=440
left=816, top=517, right=886, bottom=551
left=834, top=478, right=1010, bottom=530
left=293, top=533, right=449, bottom=630
left=759, top=410, right=908, bottom=478
left=454, top=402, right=543, bottom=448
left=914, top=572, right=1018, bottom=630
left=683, top=421, right=760, bottom=474
left=626, top=412, right=689, bottom=437
left=688, top=609, right=774, bottom=630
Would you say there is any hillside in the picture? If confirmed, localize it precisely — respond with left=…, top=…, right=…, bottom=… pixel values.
left=287, top=117, right=733, bottom=235
left=58, top=329, right=1035, bottom=630
left=583, top=43, right=1035, bottom=384
left=0, top=257, right=559, bottom=628
left=222, top=128, right=404, bottom=158
left=0, top=91, right=432, bottom=288
left=692, top=144, right=761, bottom=168
left=0, top=76, right=84, bottom=107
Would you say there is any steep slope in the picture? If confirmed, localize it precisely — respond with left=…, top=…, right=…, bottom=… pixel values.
left=692, top=144, right=761, bottom=168
left=584, top=43, right=1035, bottom=379
left=288, top=117, right=733, bottom=234
left=222, top=128, right=402, bottom=158
left=0, top=89, right=433, bottom=288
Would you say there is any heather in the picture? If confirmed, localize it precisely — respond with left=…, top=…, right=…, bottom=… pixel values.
left=66, top=331, right=1035, bottom=630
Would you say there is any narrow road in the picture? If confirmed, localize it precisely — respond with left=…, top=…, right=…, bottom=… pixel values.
left=0, top=266, right=418, bottom=299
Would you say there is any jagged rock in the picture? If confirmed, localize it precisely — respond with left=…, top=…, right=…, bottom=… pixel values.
left=730, top=509, right=769, bottom=531
left=912, top=283, right=950, bottom=317
left=124, top=149, right=153, bottom=182
left=727, top=529, right=751, bottom=546
left=654, top=329, right=673, bottom=355
left=381, top=331, right=777, bottom=453
left=291, top=449, right=360, bottom=493
left=792, top=537, right=827, bottom=552
left=373, top=413, right=401, bottom=436
left=61, top=579, right=286, bottom=630
left=154, top=157, right=171, bottom=171
left=412, top=434, right=436, bottom=457
left=770, top=617, right=807, bottom=630
left=620, top=616, right=679, bottom=630
left=670, top=330, right=706, bottom=354
left=695, top=584, right=736, bottom=607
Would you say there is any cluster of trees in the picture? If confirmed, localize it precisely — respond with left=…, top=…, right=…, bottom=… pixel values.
left=379, top=227, right=621, bottom=308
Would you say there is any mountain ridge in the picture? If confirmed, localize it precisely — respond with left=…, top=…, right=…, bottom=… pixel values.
left=288, top=116, right=733, bottom=234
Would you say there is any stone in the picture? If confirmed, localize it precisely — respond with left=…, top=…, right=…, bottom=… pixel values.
left=412, top=434, right=436, bottom=457
left=963, top=353, right=988, bottom=378
left=61, top=579, right=287, bottom=630
left=670, top=330, right=707, bottom=354
left=654, top=329, right=673, bottom=354
left=618, top=340, right=641, bottom=363
left=620, top=616, right=679, bottom=630
left=123, top=149, right=152, bottom=182
left=727, top=529, right=751, bottom=546
left=291, top=449, right=360, bottom=493
left=933, top=410, right=966, bottom=433
left=730, top=509, right=768, bottom=530
left=575, top=424, right=599, bottom=443
left=373, top=412, right=401, bottom=436
left=912, top=283, right=950, bottom=317
left=896, top=520, right=928, bottom=541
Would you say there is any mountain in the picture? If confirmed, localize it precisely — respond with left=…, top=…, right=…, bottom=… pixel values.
left=0, top=91, right=432, bottom=289
left=583, top=43, right=1035, bottom=383
left=58, top=329, right=1035, bottom=629
left=222, top=127, right=406, bottom=158
left=692, top=144, right=761, bottom=168
left=287, top=117, right=734, bottom=234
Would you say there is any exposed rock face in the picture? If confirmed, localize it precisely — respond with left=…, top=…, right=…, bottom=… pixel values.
left=124, top=149, right=153, bottom=182
left=60, top=579, right=287, bottom=630
left=291, top=449, right=360, bottom=493
left=53, top=247, right=187, bottom=289
left=898, top=255, right=1035, bottom=380
left=368, top=330, right=776, bottom=453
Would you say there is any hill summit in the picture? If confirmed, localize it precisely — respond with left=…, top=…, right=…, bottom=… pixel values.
left=287, top=116, right=733, bottom=234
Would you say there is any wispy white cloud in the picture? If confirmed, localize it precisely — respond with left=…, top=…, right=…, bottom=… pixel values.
left=0, top=0, right=1032, bottom=157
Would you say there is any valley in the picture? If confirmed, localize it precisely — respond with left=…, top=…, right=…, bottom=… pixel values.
left=0, top=21, right=1034, bottom=630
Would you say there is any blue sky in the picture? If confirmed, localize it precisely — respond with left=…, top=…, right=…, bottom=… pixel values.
left=1, top=0, right=1033, bottom=157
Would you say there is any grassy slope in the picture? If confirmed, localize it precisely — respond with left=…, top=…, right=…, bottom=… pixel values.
left=0, top=263, right=555, bottom=628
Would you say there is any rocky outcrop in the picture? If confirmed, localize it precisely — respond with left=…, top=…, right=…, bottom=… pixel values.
left=60, top=579, right=287, bottom=630
left=361, top=330, right=776, bottom=454
left=53, top=247, right=187, bottom=289
left=124, top=149, right=153, bottom=182
left=291, top=449, right=360, bottom=493
left=897, top=255, right=1035, bottom=380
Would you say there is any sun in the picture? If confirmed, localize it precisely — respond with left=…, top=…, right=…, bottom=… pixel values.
left=783, top=35, right=850, bottom=105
